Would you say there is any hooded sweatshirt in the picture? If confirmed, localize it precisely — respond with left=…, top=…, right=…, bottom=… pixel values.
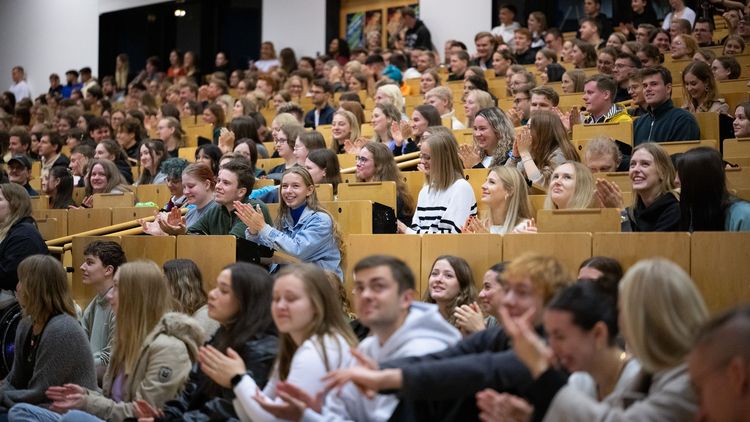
left=633, top=99, right=700, bottom=145
left=301, top=302, right=461, bottom=422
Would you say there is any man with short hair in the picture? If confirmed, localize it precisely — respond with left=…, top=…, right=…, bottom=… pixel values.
left=48, top=73, right=62, bottom=97
left=447, top=50, right=470, bottom=81
left=739, top=16, right=750, bottom=43
left=80, top=240, right=125, bottom=381
left=401, top=7, right=432, bottom=51
left=627, top=73, right=648, bottom=117
left=215, top=51, right=230, bottom=74
left=38, top=131, right=70, bottom=180
left=693, top=18, right=715, bottom=46
left=582, top=74, right=632, bottom=125
left=508, top=70, right=536, bottom=94
left=579, top=17, right=605, bottom=49
left=70, top=144, right=94, bottom=187
left=625, top=0, right=658, bottom=33
left=472, top=32, right=498, bottom=70
left=583, top=0, right=613, bottom=39
left=425, top=86, right=464, bottom=129
left=365, top=54, right=386, bottom=83
left=80, top=67, right=97, bottom=97
left=613, top=52, right=642, bottom=102
left=7, top=155, right=37, bottom=196
left=633, top=66, right=700, bottom=144
left=688, top=306, right=750, bottom=422
left=61, top=69, right=82, bottom=99
left=544, top=29, right=564, bottom=57
left=179, top=83, right=198, bottom=103
left=670, top=18, right=693, bottom=38
left=262, top=255, right=460, bottom=422
left=508, top=88, right=531, bottom=126
left=403, top=48, right=425, bottom=79
left=491, top=4, right=521, bottom=50
left=9, top=66, right=31, bottom=101
left=8, top=127, right=31, bottom=156
left=304, top=79, right=335, bottom=128
left=636, top=23, right=658, bottom=45
left=513, top=28, right=538, bottom=65
left=530, top=86, right=560, bottom=112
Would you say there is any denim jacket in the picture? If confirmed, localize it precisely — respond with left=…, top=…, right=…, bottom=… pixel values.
left=245, top=207, right=343, bottom=279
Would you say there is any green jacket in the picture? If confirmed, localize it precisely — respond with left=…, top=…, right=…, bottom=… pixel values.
left=187, top=199, right=271, bottom=238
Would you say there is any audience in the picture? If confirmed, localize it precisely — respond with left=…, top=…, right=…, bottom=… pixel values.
left=424, top=255, right=477, bottom=330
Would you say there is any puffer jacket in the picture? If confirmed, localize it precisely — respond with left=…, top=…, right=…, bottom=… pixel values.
left=81, top=312, right=204, bottom=422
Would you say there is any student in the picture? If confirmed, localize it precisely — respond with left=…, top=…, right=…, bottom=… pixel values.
left=194, top=144, right=222, bottom=176
left=37, top=131, right=70, bottom=180
left=453, top=263, right=507, bottom=334
left=0, top=183, right=48, bottom=289
left=79, top=241, right=125, bottom=382
left=458, top=107, right=515, bottom=169
left=371, top=102, right=416, bottom=156
left=681, top=61, right=728, bottom=113
left=561, top=70, right=586, bottom=94
left=81, top=159, right=132, bottom=208
left=424, top=255, right=477, bottom=330
left=304, top=149, right=342, bottom=194
left=676, top=147, right=750, bottom=231
left=155, top=117, right=184, bottom=158
left=462, top=166, right=534, bottom=234
left=544, top=161, right=596, bottom=210
left=355, top=142, right=415, bottom=225
left=236, top=167, right=345, bottom=279
left=256, top=255, right=461, bottom=421
left=43, top=165, right=75, bottom=209
left=69, top=144, right=94, bottom=188
left=463, top=90, right=495, bottom=129
left=293, top=131, right=326, bottom=166
left=581, top=75, right=632, bottom=124
left=145, top=263, right=278, bottom=421
left=626, top=143, right=680, bottom=231
left=304, top=79, right=336, bottom=129
left=199, top=263, right=358, bottom=422
left=136, top=140, right=168, bottom=185
left=425, top=87, right=464, bottom=130
left=268, top=124, right=303, bottom=179
left=712, top=55, right=742, bottom=81
left=6, top=155, right=38, bottom=196
left=94, top=139, right=134, bottom=185
left=394, top=104, right=441, bottom=149
left=13, top=261, right=205, bottom=422
left=505, top=258, right=706, bottom=421
left=0, top=255, right=96, bottom=414
left=578, top=256, right=624, bottom=282
left=162, top=259, right=219, bottom=339
left=116, top=117, right=143, bottom=161
left=400, top=128, right=477, bottom=234
left=506, top=110, right=580, bottom=190
left=583, top=137, right=622, bottom=173
left=329, top=110, right=361, bottom=154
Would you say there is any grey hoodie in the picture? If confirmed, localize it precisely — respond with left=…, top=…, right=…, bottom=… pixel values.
left=301, top=302, right=461, bottom=422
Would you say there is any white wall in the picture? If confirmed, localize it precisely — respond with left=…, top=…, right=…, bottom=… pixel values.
left=262, top=0, right=327, bottom=58
left=420, top=0, right=493, bottom=62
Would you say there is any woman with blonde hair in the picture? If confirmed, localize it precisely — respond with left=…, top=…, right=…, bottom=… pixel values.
left=330, top=109, right=361, bottom=154
left=504, top=258, right=707, bottom=421
left=464, top=90, right=495, bottom=128
left=671, top=34, right=698, bottom=60
left=375, top=84, right=405, bottom=114
left=506, top=110, right=580, bottom=190
left=459, top=107, right=515, bottom=169
left=355, top=142, right=416, bottom=224
left=202, top=263, right=357, bottom=422
left=12, top=260, right=204, bottom=422
left=237, top=167, right=345, bottom=279
left=561, top=69, right=586, bottom=94
left=544, top=161, right=596, bottom=210
left=681, top=61, right=728, bottom=114
left=400, top=128, right=477, bottom=234
left=162, top=259, right=219, bottom=339
left=463, top=166, right=535, bottom=234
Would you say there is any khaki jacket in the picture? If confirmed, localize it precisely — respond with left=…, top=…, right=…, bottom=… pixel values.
left=82, top=312, right=204, bottom=422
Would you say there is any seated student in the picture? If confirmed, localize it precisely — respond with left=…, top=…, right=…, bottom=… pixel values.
left=79, top=241, right=125, bottom=383
left=581, top=75, right=632, bottom=124
left=676, top=147, right=750, bottom=231
left=682, top=61, right=729, bottom=114
left=447, top=50, right=470, bottom=81
left=236, top=167, right=344, bottom=278
left=323, top=253, right=573, bottom=420
left=220, top=116, right=267, bottom=158
left=722, top=34, right=746, bottom=55
left=136, top=140, right=168, bottom=185
left=303, top=79, right=336, bottom=129
left=633, top=66, right=700, bottom=145
left=256, top=255, right=461, bottom=422
left=305, top=149, right=342, bottom=194
left=0, top=255, right=96, bottom=415
left=464, top=90, right=495, bottom=129
left=570, top=39, right=597, bottom=69
left=544, top=161, right=596, bottom=210
left=329, top=110, right=361, bottom=154
left=69, top=144, right=94, bottom=188
left=160, top=158, right=189, bottom=211
left=155, top=117, right=184, bottom=158
left=712, top=55, right=742, bottom=81
left=425, top=87, right=465, bottom=130
left=452, top=263, right=507, bottom=335
left=37, top=131, right=70, bottom=180
left=199, top=263, right=358, bottom=422
left=42, top=165, right=75, bottom=209
left=355, top=142, right=415, bottom=225
left=584, top=137, right=623, bottom=173
left=595, top=47, right=617, bottom=76
left=578, top=255, right=624, bottom=281
left=0, top=183, right=48, bottom=290
left=194, top=143, right=222, bottom=176
left=138, top=262, right=278, bottom=421
left=627, top=72, right=649, bottom=117
left=94, top=139, right=134, bottom=185
left=505, top=258, right=706, bottom=421
left=458, top=107, right=515, bottom=169
left=670, top=34, right=698, bottom=60
left=293, top=131, right=326, bottom=166
left=561, top=69, right=586, bottom=94
left=733, top=101, right=750, bottom=138
left=13, top=261, right=205, bottom=422
left=506, top=110, right=580, bottom=190
left=513, top=28, right=538, bottom=65
left=507, top=88, right=532, bottom=128
left=162, top=259, right=219, bottom=339
left=81, top=159, right=132, bottom=208
left=6, top=155, right=38, bottom=196
left=371, top=102, right=417, bottom=156
left=117, top=117, right=143, bottom=161
left=688, top=305, right=750, bottom=421
left=463, top=166, right=534, bottom=234
left=424, top=255, right=477, bottom=332
left=267, top=124, right=303, bottom=180
left=233, top=138, right=266, bottom=178
left=398, top=128, right=477, bottom=234
left=396, top=104, right=441, bottom=149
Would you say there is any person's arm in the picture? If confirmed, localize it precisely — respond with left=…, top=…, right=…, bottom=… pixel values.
left=382, top=328, right=508, bottom=369
left=255, top=212, right=333, bottom=260
left=441, top=181, right=477, bottom=233
left=0, top=228, right=47, bottom=291
left=186, top=210, right=211, bottom=235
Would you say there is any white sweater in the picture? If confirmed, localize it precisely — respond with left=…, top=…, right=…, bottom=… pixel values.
left=407, top=178, right=477, bottom=234
left=233, top=333, right=354, bottom=422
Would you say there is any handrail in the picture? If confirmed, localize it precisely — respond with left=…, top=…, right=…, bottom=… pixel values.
left=341, top=151, right=420, bottom=173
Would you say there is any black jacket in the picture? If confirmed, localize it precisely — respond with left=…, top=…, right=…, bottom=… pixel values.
left=405, top=20, right=432, bottom=51
left=158, top=331, right=278, bottom=421
left=628, top=192, right=680, bottom=232
left=0, top=216, right=48, bottom=290
left=633, top=99, right=701, bottom=145
left=115, top=159, right=134, bottom=184
left=303, top=104, right=336, bottom=129
left=514, top=47, right=540, bottom=65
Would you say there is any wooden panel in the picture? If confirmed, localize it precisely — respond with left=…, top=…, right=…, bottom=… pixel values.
left=92, top=192, right=135, bottom=208
left=324, top=200, right=373, bottom=235
left=572, top=122, right=633, bottom=146
left=30, top=195, right=49, bottom=211
left=184, top=124, right=213, bottom=147
left=338, top=182, right=397, bottom=212
left=316, top=184, right=335, bottom=202
left=718, top=78, right=750, bottom=93
left=724, top=138, right=750, bottom=161
left=33, top=209, right=68, bottom=239
left=537, top=208, right=621, bottom=233
left=135, top=184, right=172, bottom=207
left=68, top=208, right=112, bottom=235
left=178, top=146, right=198, bottom=162
left=176, top=235, right=235, bottom=293
left=72, top=236, right=121, bottom=306
left=694, top=112, right=720, bottom=142
left=337, top=154, right=357, bottom=170
left=400, top=171, right=425, bottom=205
left=593, top=172, right=632, bottom=192
left=119, top=236, right=176, bottom=269
left=503, top=233, right=592, bottom=277
left=420, top=234, right=503, bottom=296
left=691, top=232, right=750, bottom=312
left=111, top=207, right=158, bottom=225
left=73, top=187, right=86, bottom=206
left=463, top=168, right=488, bottom=210
left=452, top=128, right=474, bottom=146
left=726, top=166, right=750, bottom=190
left=257, top=158, right=287, bottom=172
left=593, top=232, right=691, bottom=273
left=344, top=234, right=422, bottom=301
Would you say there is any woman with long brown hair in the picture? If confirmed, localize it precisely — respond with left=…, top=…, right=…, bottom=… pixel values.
left=355, top=141, right=415, bottom=224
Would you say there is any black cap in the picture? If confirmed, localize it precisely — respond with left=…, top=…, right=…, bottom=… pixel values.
left=7, top=155, right=32, bottom=170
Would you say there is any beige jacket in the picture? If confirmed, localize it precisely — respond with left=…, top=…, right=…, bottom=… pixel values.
left=81, top=312, right=204, bottom=422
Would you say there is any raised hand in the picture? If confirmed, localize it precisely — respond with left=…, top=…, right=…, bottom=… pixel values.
left=476, top=389, right=533, bottom=422
left=513, top=218, right=537, bottom=233
left=218, top=128, right=236, bottom=154
left=198, top=345, right=247, bottom=388
left=506, top=108, right=522, bottom=127
left=234, top=202, right=267, bottom=235
left=458, top=144, right=482, bottom=169
left=595, top=179, right=624, bottom=209
left=498, top=306, right=553, bottom=379
left=515, top=126, right=532, bottom=155
left=391, top=121, right=404, bottom=146
left=134, top=399, right=164, bottom=419
left=156, top=209, right=187, bottom=235
left=454, top=302, right=486, bottom=334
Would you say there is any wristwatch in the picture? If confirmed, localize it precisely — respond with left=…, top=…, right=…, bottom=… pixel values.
left=230, top=373, right=244, bottom=388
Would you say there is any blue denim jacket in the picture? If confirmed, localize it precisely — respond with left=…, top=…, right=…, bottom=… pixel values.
left=245, top=207, right=342, bottom=279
